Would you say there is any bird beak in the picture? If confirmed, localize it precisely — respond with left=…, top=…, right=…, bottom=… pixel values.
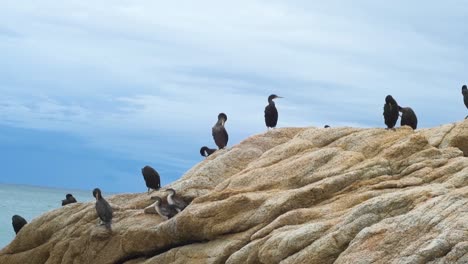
left=277, top=96, right=283, bottom=99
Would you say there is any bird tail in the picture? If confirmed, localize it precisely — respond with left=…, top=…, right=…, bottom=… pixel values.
left=105, top=221, right=112, bottom=231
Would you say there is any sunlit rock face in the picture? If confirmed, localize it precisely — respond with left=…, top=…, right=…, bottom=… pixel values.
left=2, top=120, right=468, bottom=264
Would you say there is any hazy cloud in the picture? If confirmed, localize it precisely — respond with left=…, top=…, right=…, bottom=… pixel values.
left=1, top=1, right=467, bottom=182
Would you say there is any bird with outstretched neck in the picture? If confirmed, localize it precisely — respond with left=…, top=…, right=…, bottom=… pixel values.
left=264, top=94, right=283, bottom=129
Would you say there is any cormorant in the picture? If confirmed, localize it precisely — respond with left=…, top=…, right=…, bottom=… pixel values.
left=324, top=125, right=330, bottom=128
left=92, top=188, right=113, bottom=230
left=399, top=106, right=418, bottom=129
left=264, top=94, right=283, bottom=129
left=61, top=193, right=77, bottom=206
left=200, top=146, right=216, bottom=157
left=152, top=196, right=178, bottom=220
left=165, top=188, right=188, bottom=212
left=462, top=85, right=468, bottom=118
left=383, top=95, right=399, bottom=129
left=12, top=215, right=27, bottom=234
left=212, top=113, right=228, bottom=149
left=141, top=165, right=161, bottom=194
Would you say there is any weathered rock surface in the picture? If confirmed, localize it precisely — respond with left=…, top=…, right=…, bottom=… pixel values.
left=2, top=121, right=468, bottom=264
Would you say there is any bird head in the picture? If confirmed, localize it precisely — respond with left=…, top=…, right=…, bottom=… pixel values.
left=268, top=94, right=283, bottom=102
left=217, top=113, right=227, bottom=122
left=66, top=194, right=73, bottom=199
left=200, top=146, right=209, bottom=157
left=385, top=95, right=397, bottom=105
left=462, top=85, right=467, bottom=95
left=92, top=188, right=102, bottom=200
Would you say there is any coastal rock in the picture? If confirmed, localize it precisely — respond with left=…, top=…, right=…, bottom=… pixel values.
left=2, top=121, right=468, bottom=264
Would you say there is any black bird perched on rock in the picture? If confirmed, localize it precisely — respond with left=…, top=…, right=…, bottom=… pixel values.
left=264, top=94, right=283, bottom=129
left=383, top=95, right=399, bottom=129
left=200, top=146, right=216, bottom=157
left=399, top=106, right=418, bottom=129
left=165, top=188, right=188, bottom=212
left=141, top=165, right=161, bottom=194
left=12, top=215, right=27, bottom=235
left=462, top=85, right=468, bottom=118
left=324, top=125, right=330, bottom=128
left=61, top=193, right=77, bottom=206
left=152, top=196, right=178, bottom=220
left=212, top=113, right=228, bottom=149
left=92, top=188, right=113, bottom=230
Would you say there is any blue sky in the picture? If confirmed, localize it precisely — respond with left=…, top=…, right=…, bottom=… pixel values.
left=0, top=1, right=467, bottom=192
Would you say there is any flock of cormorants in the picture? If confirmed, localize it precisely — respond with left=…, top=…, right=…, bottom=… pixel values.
left=10, top=87, right=468, bottom=235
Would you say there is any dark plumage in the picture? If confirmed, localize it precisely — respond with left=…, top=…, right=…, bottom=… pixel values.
left=166, top=188, right=188, bottom=212
left=12, top=215, right=27, bottom=235
left=383, top=95, right=399, bottom=129
left=61, top=193, right=77, bottom=206
left=399, top=106, right=418, bottom=129
left=152, top=196, right=178, bottom=220
left=200, top=146, right=217, bottom=157
left=462, top=85, right=468, bottom=118
left=93, top=188, right=113, bottom=230
left=324, top=125, right=330, bottom=128
left=212, top=113, right=228, bottom=149
left=264, top=94, right=283, bottom=129
left=141, top=165, right=161, bottom=194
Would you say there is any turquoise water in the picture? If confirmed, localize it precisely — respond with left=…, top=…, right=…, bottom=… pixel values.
left=0, top=184, right=94, bottom=249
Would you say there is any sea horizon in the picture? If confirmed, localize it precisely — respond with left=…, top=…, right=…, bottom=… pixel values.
left=0, top=183, right=115, bottom=249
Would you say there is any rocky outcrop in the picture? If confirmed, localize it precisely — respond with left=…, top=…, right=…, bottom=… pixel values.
left=2, top=121, right=468, bottom=264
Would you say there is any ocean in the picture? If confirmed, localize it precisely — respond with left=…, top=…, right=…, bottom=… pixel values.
left=0, top=183, right=94, bottom=249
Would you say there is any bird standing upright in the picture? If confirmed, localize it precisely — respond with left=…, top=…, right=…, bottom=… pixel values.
left=212, top=113, right=228, bottom=149
left=383, top=95, right=399, bottom=129
left=93, top=188, right=113, bottom=230
left=264, top=94, right=283, bottom=129
left=462, top=85, right=468, bottom=119
left=141, top=165, right=161, bottom=194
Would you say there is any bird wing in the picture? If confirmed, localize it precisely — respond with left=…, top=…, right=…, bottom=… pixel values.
left=212, top=126, right=228, bottom=149
left=383, top=103, right=399, bottom=128
left=96, top=199, right=113, bottom=222
left=264, top=104, right=278, bottom=127
left=142, top=167, right=161, bottom=189
left=401, top=108, right=418, bottom=129
left=174, top=197, right=188, bottom=210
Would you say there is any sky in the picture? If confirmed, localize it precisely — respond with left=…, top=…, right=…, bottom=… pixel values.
left=0, top=1, right=467, bottom=193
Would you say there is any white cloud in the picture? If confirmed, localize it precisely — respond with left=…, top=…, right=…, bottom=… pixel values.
left=0, top=1, right=467, bottom=173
